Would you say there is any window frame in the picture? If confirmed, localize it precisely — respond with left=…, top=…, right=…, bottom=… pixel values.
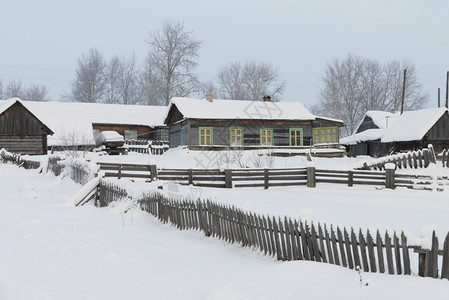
left=198, top=127, right=213, bottom=146
left=289, top=128, right=303, bottom=146
left=260, top=128, right=274, bottom=146
left=312, top=126, right=339, bottom=144
left=229, top=127, right=244, bottom=146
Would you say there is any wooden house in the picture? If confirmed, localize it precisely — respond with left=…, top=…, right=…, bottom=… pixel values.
left=342, top=108, right=449, bottom=157
left=24, top=101, right=168, bottom=149
left=0, top=98, right=53, bottom=155
left=164, top=96, right=344, bottom=155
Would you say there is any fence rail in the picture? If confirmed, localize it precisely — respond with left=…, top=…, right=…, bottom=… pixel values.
left=96, top=178, right=449, bottom=280
left=125, top=139, right=169, bottom=155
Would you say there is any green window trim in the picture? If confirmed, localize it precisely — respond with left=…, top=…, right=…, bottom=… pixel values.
left=260, top=128, right=274, bottom=146
left=199, top=127, right=213, bottom=146
left=289, top=128, right=303, bottom=146
left=312, top=126, right=339, bottom=144
left=229, top=127, right=244, bottom=146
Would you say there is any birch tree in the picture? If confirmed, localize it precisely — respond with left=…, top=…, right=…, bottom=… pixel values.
left=144, top=20, right=202, bottom=105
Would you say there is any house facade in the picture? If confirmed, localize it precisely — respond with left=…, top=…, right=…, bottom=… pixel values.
left=164, top=97, right=343, bottom=154
left=0, top=98, right=53, bottom=155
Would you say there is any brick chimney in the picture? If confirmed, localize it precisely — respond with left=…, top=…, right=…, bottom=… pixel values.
left=263, top=95, right=271, bottom=102
left=206, top=93, right=213, bottom=102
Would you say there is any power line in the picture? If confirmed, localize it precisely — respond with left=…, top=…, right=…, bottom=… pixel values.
left=0, top=65, right=73, bottom=73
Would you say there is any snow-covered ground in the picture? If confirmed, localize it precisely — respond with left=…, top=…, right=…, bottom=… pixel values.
left=2, top=151, right=449, bottom=299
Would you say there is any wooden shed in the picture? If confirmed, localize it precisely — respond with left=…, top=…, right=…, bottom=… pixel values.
left=0, top=98, right=53, bottom=155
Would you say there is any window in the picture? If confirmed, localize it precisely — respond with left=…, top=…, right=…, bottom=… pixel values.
left=230, top=127, right=243, bottom=146
left=313, top=127, right=338, bottom=144
left=260, top=128, right=273, bottom=146
left=180, top=127, right=186, bottom=146
left=289, top=128, right=303, bottom=146
left=199, top=127, right=213, bottom=146
left=124, top=130, right=138, bottom=140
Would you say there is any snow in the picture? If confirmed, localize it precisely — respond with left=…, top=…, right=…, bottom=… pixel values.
left=168, top=97, right=341, bottom=122
left=340, top=128, right=385, bottom=145
left=381, top=108, right=448, bottom=143
left=94, top=130, right=124, bottom=145
left=3, top=151, right=449, bottom=298
left=0, top=98, right=168, bottom=147
left=364, top=110, right=400, bottom=130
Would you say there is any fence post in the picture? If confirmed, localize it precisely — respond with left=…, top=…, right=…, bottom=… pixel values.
left=307, top=163, right=316, bottom=188
left=264, top=169, right=269, bottom=189
left=348, top=171, right=353, bottom=187
left=225, top=169, right=232, bottom=188
left=150, top=164, right=157, bottom=181
left=188, top=169, right=193, bottom=185
left=118, top=164, right=122, bottom=179
left=385, top=163, right=395, bottom=189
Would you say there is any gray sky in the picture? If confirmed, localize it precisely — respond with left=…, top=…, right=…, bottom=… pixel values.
left=1, top=0, right=448, bottom=108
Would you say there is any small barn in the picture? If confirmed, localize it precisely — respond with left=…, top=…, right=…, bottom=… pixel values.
left=342, top=108, right=449, bottom=157
left=341, top=111, right=400, bottom=157
left=164, top=96, right=344, bottom=155
left=0, top=98, right=53, bottom=155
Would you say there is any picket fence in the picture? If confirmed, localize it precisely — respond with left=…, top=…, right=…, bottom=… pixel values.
left=358, top=146, right=437, bottom=171
left=96, top=178, right=449, bottom=280
left=125, top=139, right=169, bottom=155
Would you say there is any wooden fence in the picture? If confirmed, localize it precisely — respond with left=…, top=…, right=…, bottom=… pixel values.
left=358, top=146, right=437, bottom=171
left=125, top=139, right=169, bottom=155
left=96, top=178, right=449, bottom=280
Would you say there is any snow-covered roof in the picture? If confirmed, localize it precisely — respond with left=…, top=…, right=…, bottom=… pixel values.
left=364, top=111, right=400, bottom=129
left=0, top=99, right=167, bottom=146
left=381, top=108, right=448, bottom=143
left=167, top=97, right=342, bottom=123
left=0, top=98, right=53, bottom=133
left=340, top=128, right=385, bottom=145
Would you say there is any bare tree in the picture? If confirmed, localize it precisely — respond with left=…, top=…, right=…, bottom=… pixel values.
left=216, top=61, right=285, bottom=101
left=104, top=55, right=122, bottom=104
left=69, top=47, right=107, bottom=103
left=5, top=80, right=26, bottom=99
left=313, top=54, right=429, bottom=136
left=119, top=53, right=139, bottom=105
left=138, top=54, right=164, bottom=105
left=145, top=20, right=202, bottom=105
left=0, top=80, right=3, bottom=99
left=24, top=84, right=49, bottom=101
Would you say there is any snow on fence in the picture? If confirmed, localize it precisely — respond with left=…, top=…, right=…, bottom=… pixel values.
left=439, top=149, right=449, bottom=168
left=95, top=178, right=449, bottom=280
left=125, top=139, right=169, bottom=155
left=0, top=149, right=41, bottom=169
left=101, top=162, right=449, bottom=191
left=357, top=145, right=437, bottom=171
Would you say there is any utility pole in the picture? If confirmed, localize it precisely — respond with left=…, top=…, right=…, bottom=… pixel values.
left=400, top=69, right=407, bottom=114
left=446, top=71, right=449, bottom=109
left=438, top=88, right=441, bottom=108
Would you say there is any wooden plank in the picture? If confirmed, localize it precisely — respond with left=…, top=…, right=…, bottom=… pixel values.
left=366, top=230, right=377, bottom=273
left=393, top=232, right=402, bottom=275
left=311, top=224, right=321, bottom=262
left=318, top=224, right=327, bottom=263
left=441, top=232, right=449, bottom=280
left=300, top=221, right=310, bottom=261
left=385, top=232, right=395, bottom=274
left=351, top=228, right=361, bottom=270
left=401, top=232, right=411, bottom=275
left=337, top=227, right=347, bottom=267
left=425, top=231, right=439, bottom=278
left=267, top=217, right=277, bottom=256
left=289, top=219, right=299, bottom=260
left=344, top=228, right=354, bottom=269
left=284, top=217, right=292, bottom=261
left=359, top=229, right=369, bottom=272
left=272, top=217, right=283, bottom=260
left=265, top=216, right=275, bottom=257
left=330, top=226, right=340, bottom=266
left=324, top=225, right=334, bottom=265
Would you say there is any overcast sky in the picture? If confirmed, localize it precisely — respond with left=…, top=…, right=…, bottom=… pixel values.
left=1, top=0, right=448, bottom=108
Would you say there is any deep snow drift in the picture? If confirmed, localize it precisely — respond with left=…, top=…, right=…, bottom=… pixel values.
left=1, top=159, right=449, bottom=299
